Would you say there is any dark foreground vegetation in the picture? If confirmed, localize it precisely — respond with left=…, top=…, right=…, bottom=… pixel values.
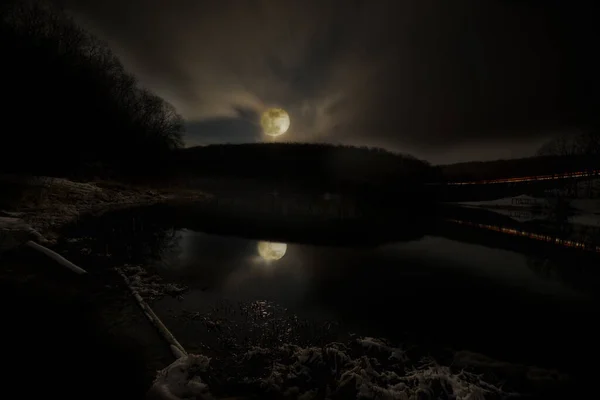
left=0, top=244, right=173, bottom=399
left=1, top=0, right=184, bottom=182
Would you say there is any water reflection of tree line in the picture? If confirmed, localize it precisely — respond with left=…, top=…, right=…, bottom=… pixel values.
left=63, top=205, right=600, bottom=297
left=435, top=216, right=600, bottom=293
left=526, top=254, right=600, bottom=294
left=60, top=207, right=183, bottom=266
left=171, top=203, right=428, bottom=247
left=447, top=219, right=600, bottom=252
left=61, top=202, right=430, bottom=272
left=444, top=205, right=600, bottom=245
left=206, top=193, right=361, bottom=220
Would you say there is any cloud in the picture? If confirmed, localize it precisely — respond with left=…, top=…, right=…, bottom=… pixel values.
left=56, top=0, right=593, bottom=163
left=184, top=118, right=261, bottom=146
left=182, top=105, right=262, bottom=146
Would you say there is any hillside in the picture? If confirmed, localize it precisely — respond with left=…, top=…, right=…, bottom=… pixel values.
left=175, top=145, right=600, bottom=190
left=439, top=154, right=599, bottom=182
left=174, top=143, right=438, bottom=194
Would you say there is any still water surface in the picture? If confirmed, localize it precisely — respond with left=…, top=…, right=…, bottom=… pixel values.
left=59, top=202, right=600, bottom=394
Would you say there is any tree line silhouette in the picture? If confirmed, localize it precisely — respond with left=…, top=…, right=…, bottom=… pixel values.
left=440, top=129, right=600, bottom=184
left=174, top=143, right=438, bottom=196
left=0, top=0, right=184, bottom=181
left=440, top=154, right=597, bottom=182
left=436, top=131, right=600, bottom=201
left=0, top=0, right=437, bottom=194
left=3, top=0, right=595, bottom=200
left=536, top=130, right=600, bottom=159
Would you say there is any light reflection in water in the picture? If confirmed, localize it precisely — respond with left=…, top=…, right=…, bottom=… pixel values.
left=257, top=241, right=288, bottom=261
left=448, top=219, right=600, bottom=252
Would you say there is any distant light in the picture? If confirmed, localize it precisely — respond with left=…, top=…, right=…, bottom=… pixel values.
left=448, top=219, right=600, bottom=253
left=448, top=170, right=599, bottom=185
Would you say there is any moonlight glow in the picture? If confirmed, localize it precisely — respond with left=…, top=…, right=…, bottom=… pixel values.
left=260, top=108, right=290, bottom=137
left=257, top=241, right=287, bottom=261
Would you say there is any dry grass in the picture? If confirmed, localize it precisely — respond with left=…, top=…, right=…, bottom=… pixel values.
left=0, top=174, right=209, bottom=241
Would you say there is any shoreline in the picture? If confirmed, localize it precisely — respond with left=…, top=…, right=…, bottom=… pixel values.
left=0, top=175, right=210, bottom=250
left=2, top=176, right=593, bottom=398
left=0, top=176, right=202, bottom=396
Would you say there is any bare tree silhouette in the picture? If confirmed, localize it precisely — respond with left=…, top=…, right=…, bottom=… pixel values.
left=535, top=130, right=600, bottom=197
left=0, top=0, right=184, bottom=181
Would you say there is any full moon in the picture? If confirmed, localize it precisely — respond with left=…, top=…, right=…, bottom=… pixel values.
left=260, top=108, right=290, bottom=137
left=257, top=241, right=287, bottom=261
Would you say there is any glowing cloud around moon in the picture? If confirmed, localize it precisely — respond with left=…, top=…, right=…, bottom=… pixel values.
left=260, top=108, right=290, bottom=137
left=257, top=241, right=287, bottom=261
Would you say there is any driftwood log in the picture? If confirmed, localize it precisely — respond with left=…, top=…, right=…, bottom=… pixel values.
left=25, top=240, right=87, bottom=274
left=116, top=269, right=187, bottom=358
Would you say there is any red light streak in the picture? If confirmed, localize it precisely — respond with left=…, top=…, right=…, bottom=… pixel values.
left=447, top=218, right=600, bottom=253
left=448, top=170, right=600, bottom=185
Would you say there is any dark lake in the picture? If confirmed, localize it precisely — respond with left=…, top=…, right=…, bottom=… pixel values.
left=56, top=200, right=600, bottom=398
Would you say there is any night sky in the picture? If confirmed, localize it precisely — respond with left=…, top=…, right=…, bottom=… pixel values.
left=56, top=0, right=596, bottom=164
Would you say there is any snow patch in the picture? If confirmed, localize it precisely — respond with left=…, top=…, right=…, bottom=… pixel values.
left=116, top=264, right=188, bottom=301
left=161, top=301, right=568, bottom=398
left=1, top=174, right=200, bottom=240
left=0, top=216, right=48, bottom=251
left=148, top=354, right=214, bottom=400
left=477, top=208, right=549, bottom=223
left=456, top=195, right=550, bottom=209
left=162, top=339, right=523, bottom=399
